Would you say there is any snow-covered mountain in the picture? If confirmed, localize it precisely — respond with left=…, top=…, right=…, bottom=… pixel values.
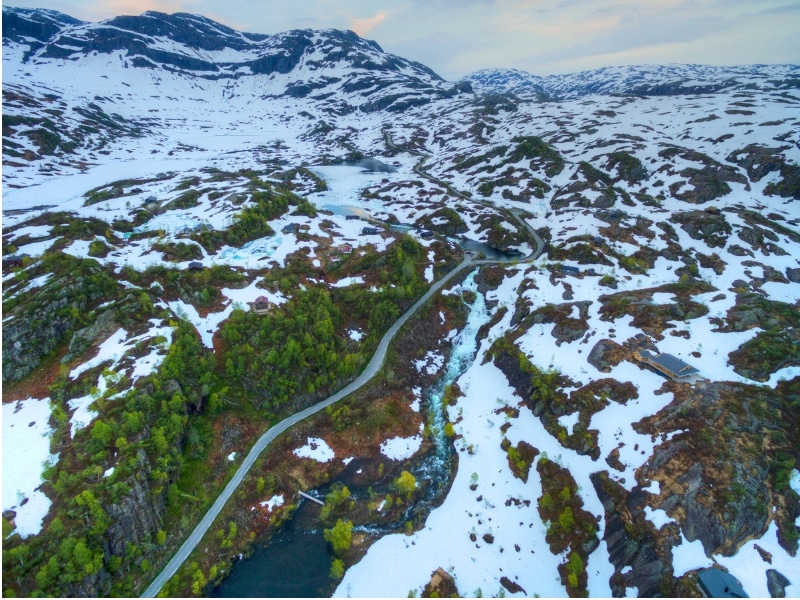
left=465, top=63, right=800, bottom=99
left=2, top=7, right=469, bottom=113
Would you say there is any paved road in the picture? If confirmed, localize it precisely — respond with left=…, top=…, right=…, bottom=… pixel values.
left=142, top=256, right=477, bottom=597
left=384, top=128, right=545, bottom=259
left=142, top=133, right=545, bottom=598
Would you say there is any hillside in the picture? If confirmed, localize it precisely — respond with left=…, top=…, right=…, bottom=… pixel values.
left=2, top=7, right=799, bottom=598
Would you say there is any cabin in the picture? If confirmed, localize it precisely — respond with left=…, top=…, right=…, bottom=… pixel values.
left=361, top=227, right=379, bottom=235
left=559, top=264, right=580, bottom=275
left=187, top=261, right=204, bottom=272
left=250, top=295, right=272, bottom=315
left=337, top=243, right=353, bottom=254
left=635, top=350, right=699, bottom=380
left=282, top=223, right=298, bottom=234
left=345, top=215, right=360, bottom=221
left=3, top=254, right=30, bottom=268
left=696, top=568, right=748, bottom=598
left=419, top=230, right=434, bottom=239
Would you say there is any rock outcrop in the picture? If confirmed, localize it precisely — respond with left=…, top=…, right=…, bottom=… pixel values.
left=422, top=567, right=459, bottom=598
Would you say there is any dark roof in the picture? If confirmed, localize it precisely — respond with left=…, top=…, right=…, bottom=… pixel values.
left=697, top=568, right=748, bottom=598
left=640, top=350, right=699, bottom=377
left=252, top=295, right=270, bottom=304
left=560, top=265, right=580, bottom=273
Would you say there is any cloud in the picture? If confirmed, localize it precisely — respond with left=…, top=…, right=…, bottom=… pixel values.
left=350, top=9, right=391, bottom=36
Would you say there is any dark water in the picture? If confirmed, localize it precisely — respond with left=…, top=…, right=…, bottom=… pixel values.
left=209, top=507, right=330, bottom=598
left=456, top=238, right=524, bottom=261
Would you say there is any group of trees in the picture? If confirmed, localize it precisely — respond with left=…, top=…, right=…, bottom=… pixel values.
left=221, top=287, right=362, bottom=412
left=3, top=315, right=217, bottom=597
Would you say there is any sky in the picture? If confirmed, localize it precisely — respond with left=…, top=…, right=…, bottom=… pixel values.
left=2, top=0, right=799, bottom=79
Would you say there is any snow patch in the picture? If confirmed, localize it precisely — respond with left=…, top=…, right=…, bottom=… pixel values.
left=293, top=437, right=335, bottom=462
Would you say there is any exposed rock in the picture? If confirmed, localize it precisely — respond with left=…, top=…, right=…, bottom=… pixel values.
left=61, top=309, right=118, bottom=364
left=587, top=338, right=624, bottom=373
left=422, top=567, right=459, bottom=598
left=590, top=471, right=668, bottom=598
left=500, top=576, right=526, bottom=595
left=104, top=450, right=165, bottom=557
left=767, top=569, right=791, bottom=598
left=727, top=144, right=787, bottom=182
left=670, top=210, right=731, bottom=248
left=786, top=267, right=800, bottom=283
left=482, top=533, right=494, bottom=544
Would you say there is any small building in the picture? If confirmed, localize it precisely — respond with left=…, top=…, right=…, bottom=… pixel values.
left=345, top=215, right=360, bottom=221
left=337, top=243, right=353, bottom=254
left=635, top=350, right=699, bottom=380
left=697, top=568, right=748, bottom=598
left=559, top=264, right=580, bottom=275
left=250, top=296, right=272, bottom=315
left=282, top=223, right=298, bottom=234
left=187, top=261, right=204, bottom=272
left=2, top=253, right=30, bottom=268
left=419, top=230, right=434, bottom=239
left=361, top=227, right=379, bottom=235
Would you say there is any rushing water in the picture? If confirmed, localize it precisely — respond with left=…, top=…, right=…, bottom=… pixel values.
left=416, top=270, right=488, bottom=485
left=212, top=270, right=490, bottom=597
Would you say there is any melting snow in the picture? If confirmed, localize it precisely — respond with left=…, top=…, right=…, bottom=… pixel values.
left=293, top=437, right=335, bottom=462
left=380, top=435, right=423, bottom=461
left=2, top=398, right=58, bottom=538
left=259, top=494, right=285, bottom=512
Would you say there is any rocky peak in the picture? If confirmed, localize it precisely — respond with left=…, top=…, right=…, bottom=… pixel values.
left=1, top=7, right=83, bottom=46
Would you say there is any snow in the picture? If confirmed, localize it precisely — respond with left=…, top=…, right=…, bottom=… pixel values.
left=259, top=494, right=285, bottom=512
left=643, top=506, right=675, bottom=529
left=293, top=437, right=335, bottom=462
left=380, top=435, right=423, bottom=461
left=337, top=357, right=575, bottom=598
left=348, top=329, right=364, bottom=341
left=413, top=351, right=445, bottom=375
left=69, top=327, right=129, bottom=380
left=331, top=276, right=364, bottom=288
left=557, top=412, right=579, bottom=436
left=227, top=452, right=237, bottom=461
left=2, top=398, right=58, bottom=538
left=104, top=467, right=115, bottom=478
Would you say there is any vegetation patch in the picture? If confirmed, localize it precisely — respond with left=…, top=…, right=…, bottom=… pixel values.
left=537, top=457, right=599, bottom=597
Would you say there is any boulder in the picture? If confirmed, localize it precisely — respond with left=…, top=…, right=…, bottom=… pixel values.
left=422, top=567, right=459, bottom=598
left=767, top=569, right=791, bottom=598
left=587, top=339, right=624, bottom=372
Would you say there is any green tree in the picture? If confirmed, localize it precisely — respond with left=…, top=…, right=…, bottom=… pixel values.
left=330, top=558, right=345, bottom=580
left=324, top=519, right=353, bottom=555
left=393, top=471, right=418, bottom=499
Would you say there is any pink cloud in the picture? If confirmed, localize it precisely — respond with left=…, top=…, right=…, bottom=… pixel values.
left=350, top=9, right=392, bottom=36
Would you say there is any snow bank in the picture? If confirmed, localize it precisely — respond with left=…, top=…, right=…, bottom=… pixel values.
left=380, top=435, right=423, bottom=461
left=293, top=437, right=335, bottom=462
left=2, top=398, right=58, bottom=538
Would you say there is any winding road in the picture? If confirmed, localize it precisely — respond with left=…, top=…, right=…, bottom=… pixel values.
left=141, top=132, right=545, bottom=598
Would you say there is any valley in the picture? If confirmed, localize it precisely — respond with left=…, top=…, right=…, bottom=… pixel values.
left=2, top=7, right=800, bottom=598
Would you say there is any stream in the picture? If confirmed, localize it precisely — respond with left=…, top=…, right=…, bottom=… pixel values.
left=210, top=271, right=491, bottom=597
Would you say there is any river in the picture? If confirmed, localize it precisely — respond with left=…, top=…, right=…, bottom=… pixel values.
left=210, top=271, right=491, bottom=597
